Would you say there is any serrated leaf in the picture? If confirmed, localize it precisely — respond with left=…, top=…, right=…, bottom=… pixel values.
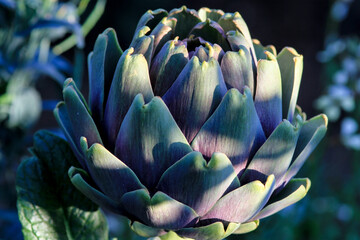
left=16, top=130, right=109, bottom=240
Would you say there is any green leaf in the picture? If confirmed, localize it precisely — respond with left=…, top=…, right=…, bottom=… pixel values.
left=16, top=130, right=108, bottom=240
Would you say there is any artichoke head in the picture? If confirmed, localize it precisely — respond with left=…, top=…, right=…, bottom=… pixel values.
left=54, top=6, right=327, bottom=240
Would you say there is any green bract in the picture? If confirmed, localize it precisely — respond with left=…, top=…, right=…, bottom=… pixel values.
left=55, top=6, right=327, bottom=240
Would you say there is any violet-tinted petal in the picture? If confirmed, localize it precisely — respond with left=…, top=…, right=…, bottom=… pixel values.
left=150, top=38, right=189, bottom=96
left=192, top=88, right=266, bottom=175
left=218, top=12, right=256, bottom=62
left=226, top=30, right=250, bottom=52
left=162, top=56, right=227, bottom=142
left=192, top=43, right=224, bottom=63
left=193, top=46, right=210, bottom=62
left=201, top=175, right=275, bottom=223
left=252, top=178, right=311, bottom=220
left=157, top=151, right=237, bottom=216
left=54, top=102, right=87, bottom=170
left=120, top=189, right=198, bottom=229
left=130, top=26, right=154, bottom=66
left=88, top=28, right=122, bottom=124
left=198, top=7, right=225, bottom=22
left=68, top=166, right=123, bottom=214
left=240, top=120, right=300, bottom=186
left=282, top=114, right=327, bottom=185
left=104, top=48, right=154, bottom=148
left=226, top=30, right=257, bottom=79
left=63, top=78, right=89, bottom=111
left=254, top=51, right=283, bottom=137
left=115, top=95, right=192, bottom=191
left=168, top=6, right=202, bottom=39
left=63, top=85, right=103, bottom=147
left=277, top=47, right=303, bottom=122
left=133, top=9, right=168, bottom=38
left=212, top=43, right=225, bottom=63
left=80, top=138, right=145, bottom=202
left=190, top=19, right=230, bottom=51
left=150, top=17, right=177, bottom=56
left=220, top=47, right=254, bottom=94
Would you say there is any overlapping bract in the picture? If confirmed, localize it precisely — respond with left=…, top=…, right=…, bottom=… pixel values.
left=55, top=6, right=327, bottom=240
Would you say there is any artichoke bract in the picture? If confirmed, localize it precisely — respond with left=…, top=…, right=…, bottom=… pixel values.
left=54, top=6, right=327, bottom=239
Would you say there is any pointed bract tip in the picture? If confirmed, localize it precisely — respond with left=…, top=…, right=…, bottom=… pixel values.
left=80, top=136, right=89, bottom=154
left=281, top=46, right=301, bottom=57
left=321, top=114, right=328, bottom=127
left=138, top=26, right=151, bottom=37
left=253, top=39, right=261, bottom=44
left=264, top=51, right=277, bottom=61
left=63, top=78, right=74, bottom=88
left=265, top=174, right=275, bottom=188
left=234, top=12, right=242, bottom=18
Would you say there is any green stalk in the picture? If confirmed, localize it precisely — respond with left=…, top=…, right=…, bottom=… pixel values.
left=53, top=0, right=106, bottom=55
left=77, top=0, right=91, bottom=16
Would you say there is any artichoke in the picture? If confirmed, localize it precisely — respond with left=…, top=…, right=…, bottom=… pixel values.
left=54, top=6, right=327, bottom=240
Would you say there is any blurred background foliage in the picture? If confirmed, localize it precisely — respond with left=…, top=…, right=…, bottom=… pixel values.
left=1, top=0, right=360, bottom=239
left=0, top=0, right=105, bottom=238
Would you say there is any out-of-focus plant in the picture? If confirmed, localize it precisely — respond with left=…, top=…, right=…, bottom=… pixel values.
left=316, top=37, right=360, bottom=150
left=0, top=0, right=106, bottom=129
left=0, top=0, right=105, bottom=238
left=16, top=6, right=327, bottom=240
left=315, top=0, right=360, bottom=150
